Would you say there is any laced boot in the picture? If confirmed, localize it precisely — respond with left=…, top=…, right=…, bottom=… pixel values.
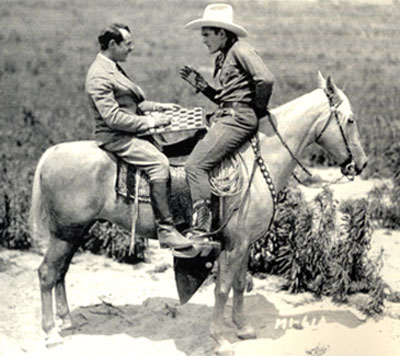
left=150, top=180, right=193, bottom=250
left=188, top=199, right=212, bottom=237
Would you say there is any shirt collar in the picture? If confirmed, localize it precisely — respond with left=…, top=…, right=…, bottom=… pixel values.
left=98, top=52, right=118, bottom=68
left=213, top=39, right=238, bottom=78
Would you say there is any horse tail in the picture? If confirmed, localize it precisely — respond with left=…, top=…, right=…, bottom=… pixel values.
left=29, top=147, right=53, bottom=253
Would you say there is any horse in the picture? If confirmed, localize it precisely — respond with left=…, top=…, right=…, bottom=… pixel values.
left=29, top=73, right=367, bottom=354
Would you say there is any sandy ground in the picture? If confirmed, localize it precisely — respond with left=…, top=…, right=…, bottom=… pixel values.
left=1, top=170, right=400, bottom=356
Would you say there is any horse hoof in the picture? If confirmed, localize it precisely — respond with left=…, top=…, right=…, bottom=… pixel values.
left=59, top=317, right=73, bottom=331
left=236, top=325, right=256, bottom=340
left=56, top=316, right=73, bottom=331
left=215, top=340, right=233, bottom=356
left=45, top=328, right=63, bottom=348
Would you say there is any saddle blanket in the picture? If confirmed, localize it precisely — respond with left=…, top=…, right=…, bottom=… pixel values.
left=116, top=164, right=192, bottom=228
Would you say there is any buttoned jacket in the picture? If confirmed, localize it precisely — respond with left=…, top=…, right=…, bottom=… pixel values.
left=85, top=53, right=156, bottom=146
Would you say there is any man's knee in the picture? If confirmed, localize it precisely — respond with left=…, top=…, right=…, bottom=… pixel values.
left=159, top=154, right=170, bottom=172
left=185, top=157, right=196, bottom=176
left=151, top=154, right=170, bottom=180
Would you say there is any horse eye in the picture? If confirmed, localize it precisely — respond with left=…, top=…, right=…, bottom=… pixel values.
left=348, top=116, right=355, bottom=124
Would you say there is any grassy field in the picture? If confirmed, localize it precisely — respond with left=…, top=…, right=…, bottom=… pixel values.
left=1, top=0, right=399, bottom=248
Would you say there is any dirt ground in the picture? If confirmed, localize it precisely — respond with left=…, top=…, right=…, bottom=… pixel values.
left=1, top=171, right=400, bottom=356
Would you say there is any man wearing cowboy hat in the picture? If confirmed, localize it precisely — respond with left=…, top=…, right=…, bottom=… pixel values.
left=180, top=3, right=274, bottom=236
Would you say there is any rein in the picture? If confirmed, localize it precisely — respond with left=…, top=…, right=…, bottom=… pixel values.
left=271, top=90, right=356, bottom=187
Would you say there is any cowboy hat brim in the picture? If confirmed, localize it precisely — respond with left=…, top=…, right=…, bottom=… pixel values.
left=184, top=19, right=248, bottom=37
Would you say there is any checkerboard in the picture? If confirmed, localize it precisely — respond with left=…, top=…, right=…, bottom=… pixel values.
left=138, top=107, right=206, bottom=136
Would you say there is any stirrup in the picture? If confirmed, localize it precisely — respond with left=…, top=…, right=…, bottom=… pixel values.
left=173, top=237, right=220, bottom=259
left=185, top=228, right=213, bottom=239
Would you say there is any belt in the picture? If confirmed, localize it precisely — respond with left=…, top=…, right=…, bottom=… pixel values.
left=219, top=102, right=251, bottom=110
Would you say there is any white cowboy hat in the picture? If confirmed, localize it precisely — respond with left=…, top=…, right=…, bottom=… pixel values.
left=184, top=3, right=248, bottom=38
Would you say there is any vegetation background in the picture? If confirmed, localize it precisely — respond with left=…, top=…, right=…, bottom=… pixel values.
left=1, top=0, right=399, bottom=263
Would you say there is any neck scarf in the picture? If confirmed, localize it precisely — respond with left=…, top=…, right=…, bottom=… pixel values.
left=213, top=37, right=238, bottom=78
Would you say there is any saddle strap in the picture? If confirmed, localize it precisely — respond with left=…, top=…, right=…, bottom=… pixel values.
left=249, top=134, right=278, bottom=239
left=129, top=170, right=141, bottom=255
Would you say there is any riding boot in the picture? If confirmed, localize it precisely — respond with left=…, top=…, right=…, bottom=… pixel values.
left=189, top=199, right=212, bottom=236
left=149, top=180, right=193, bottom=250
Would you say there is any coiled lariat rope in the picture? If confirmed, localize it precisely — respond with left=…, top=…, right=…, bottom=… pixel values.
left=209, top=153, right=245, bottom=196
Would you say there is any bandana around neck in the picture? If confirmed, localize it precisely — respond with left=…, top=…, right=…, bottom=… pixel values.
left=213, top=38, right=238, bottom=78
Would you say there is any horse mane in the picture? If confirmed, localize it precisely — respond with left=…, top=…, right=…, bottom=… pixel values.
left=270, top=88, right=325, bottom=118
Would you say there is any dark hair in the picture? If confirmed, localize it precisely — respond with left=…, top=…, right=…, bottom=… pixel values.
left=208, top=26, right=238, bottom=48
left=98, top=23, right=131, bottom=50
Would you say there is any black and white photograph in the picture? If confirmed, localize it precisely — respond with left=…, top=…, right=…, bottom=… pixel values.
left=1, top=0, right=400, bottom=355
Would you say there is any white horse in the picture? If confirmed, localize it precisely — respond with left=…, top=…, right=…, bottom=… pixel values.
left=30, top=73, right=367, bottom=354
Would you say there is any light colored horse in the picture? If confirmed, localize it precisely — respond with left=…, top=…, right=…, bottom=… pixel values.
left=30, top=73, right=367, bottom=354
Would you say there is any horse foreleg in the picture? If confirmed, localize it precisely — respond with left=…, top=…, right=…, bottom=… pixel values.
left=211, top=249, right=243, bottom=355
left=38, top=236, right=76, bottom=346
left=232, top=249, right=256, bottom=340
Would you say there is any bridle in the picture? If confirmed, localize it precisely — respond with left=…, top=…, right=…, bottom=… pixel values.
left=267, top=88, right=357, bottom=184
left=315, top=90, right=356, bottom=180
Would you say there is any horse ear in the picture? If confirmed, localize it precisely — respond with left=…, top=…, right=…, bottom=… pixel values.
left=317, top=71, right=326, bottom=89
left=326, top=75, right=338, bottom=96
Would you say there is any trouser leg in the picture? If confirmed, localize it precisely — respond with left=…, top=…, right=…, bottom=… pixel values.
left=185, top=109, right=257, bottom=232
left=102, top=135, right=192, bottom=249
left=102, top=135, right=170, bottom=181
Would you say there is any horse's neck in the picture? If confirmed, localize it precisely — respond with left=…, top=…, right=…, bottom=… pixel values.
left=254, top=89, right=329, bottom=192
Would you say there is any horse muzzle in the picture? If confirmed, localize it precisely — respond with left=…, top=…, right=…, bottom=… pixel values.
left=341, top=161, right=356, bottom=180
left=340, top=157, right=366, bottom=179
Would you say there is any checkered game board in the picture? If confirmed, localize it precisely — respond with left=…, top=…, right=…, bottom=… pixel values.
left=138, top=107, right=206, bottom=136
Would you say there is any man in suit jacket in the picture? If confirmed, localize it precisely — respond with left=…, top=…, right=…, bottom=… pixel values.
left=85, top=23, right=192, bottom=250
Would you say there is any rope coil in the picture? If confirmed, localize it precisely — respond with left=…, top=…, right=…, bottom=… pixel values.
left=209, top=153, right=244, bottom=196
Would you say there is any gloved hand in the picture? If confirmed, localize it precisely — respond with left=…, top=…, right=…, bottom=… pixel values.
left=179, top=65, right=208, bottom=92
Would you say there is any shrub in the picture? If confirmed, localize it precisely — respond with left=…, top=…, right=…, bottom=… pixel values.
left=249, top=187, right=387, bottom=315
left=82, top=222, right=147, bottom=263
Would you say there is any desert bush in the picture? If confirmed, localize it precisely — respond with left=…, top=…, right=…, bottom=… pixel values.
left=0, top=168, right=32, bottom=249
left=0, top=108, right=47, bottom=250
left=249, top=187, right=387, bottom=314
left=367, top=172, right=400, bottom=229
left=82, top=222, right=146, bottom=263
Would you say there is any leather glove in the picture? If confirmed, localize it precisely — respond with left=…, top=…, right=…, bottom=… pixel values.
left=179, top=65, right=208, bottom=92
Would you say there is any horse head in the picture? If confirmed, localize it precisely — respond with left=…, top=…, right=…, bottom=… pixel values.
left=315, top=72, right=367, bottom=178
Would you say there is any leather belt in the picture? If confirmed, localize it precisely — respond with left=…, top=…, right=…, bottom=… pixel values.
left=219, top=102, right=251, bottom=110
